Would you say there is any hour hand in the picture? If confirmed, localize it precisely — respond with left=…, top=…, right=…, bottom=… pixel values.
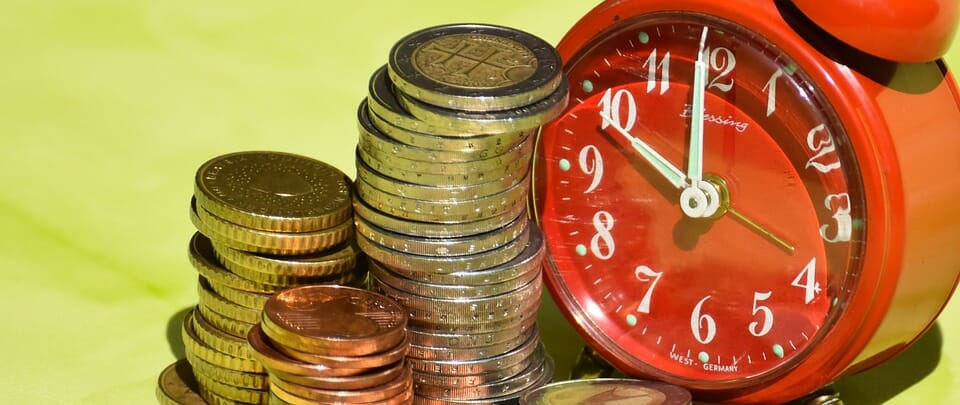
left=598, top=112, right=686, bottom=189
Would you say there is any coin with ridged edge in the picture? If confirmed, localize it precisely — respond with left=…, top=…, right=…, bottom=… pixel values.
left=191, top=303, right=258, bottom=360
left=194, top=151, right=352, bottom=233
left=268, top=360, right=408, bottom=391
left=353, top=193, right=528, bottom=239
left=181, top=309, right=264, bottom=373
left=388, top=23, right=563, bottom=112
left=397, top=77, right=569, bottom=134
left=370, top=255, right=540, bottom=299
left=188, top=232, right=281, bottom=294
left=261, top=285, right=407, bottom=357
left=414, top=348, right=552, bottom=401
left=269, top=363, right=412, bottom=403
left=354, top=175, right=529, bottom=223
left=519, top=378, right=694, bottom=405
left=245, top=324, right=371, bottom=377
left=406, top=315, right=537, bottom=349
left=357, top=144, right=531, bottom=188
left=211, top=239, right=359, bottom=279
left=365, top=99, right=532, bottom=153
left=355, top=214, right=527, bottom=257
left=413, top=355, right=553, bottom=405
left=357, top=225, right=529, bottom=274
left=357, top=101, right=525, bottom=163
left=407, top=336, right=541, bottom=376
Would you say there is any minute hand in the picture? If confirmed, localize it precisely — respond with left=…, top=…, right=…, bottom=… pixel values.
left=600, top=112, right=686, bottom=189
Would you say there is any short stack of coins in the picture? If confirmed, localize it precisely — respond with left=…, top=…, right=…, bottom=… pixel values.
left=352, top=23, right=568, bottom=403
left=247, top=285, right=413, bottom=404
left=172, top=150, right=364, bottom=404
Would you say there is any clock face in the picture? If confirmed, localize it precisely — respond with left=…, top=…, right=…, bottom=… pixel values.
left=531, top=12, right=866, bottom=387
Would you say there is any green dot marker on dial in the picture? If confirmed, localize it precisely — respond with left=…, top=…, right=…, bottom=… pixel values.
left=559, top=159, right=571, bottom=171
left=698, top=351, right=710, bottom=363
left=626, top=314, right=637, bottom=326
left=772, top=344, right=785, bottom=359
left=582, top=80, right=594, bottom=93
left=575, top=244, right=587, bottom=256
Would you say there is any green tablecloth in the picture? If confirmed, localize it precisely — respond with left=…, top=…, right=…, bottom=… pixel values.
left=1, top=1, right=956, bottom=403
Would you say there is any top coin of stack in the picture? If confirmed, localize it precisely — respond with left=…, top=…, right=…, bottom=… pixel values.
left=175, top=150, right=365, bottom=405
left=353, top=23, right=567, bottom=404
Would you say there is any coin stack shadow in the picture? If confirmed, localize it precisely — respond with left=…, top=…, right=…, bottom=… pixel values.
left=173, top=151, right=365, bottom=404
left=351, top=24, right=568, bottom=404
left=247, top=285, right=413, bottom=404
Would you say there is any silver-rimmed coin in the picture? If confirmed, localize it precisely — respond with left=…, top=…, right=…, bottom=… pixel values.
left=357, top=144, right=531, bottom=188
left=359, top=125, right=531, bottom=175
left=354, top=176, right=529, bottom=223
left=519, top=378, right=694, bottom=405
left=397, top=77, right=568, bottom=134
left=406, top=316, right=537, bottom=349
left=372, top=274, right=542, bottom=326
left=414, top=348, right=552, bottom=401
left=358, top=226, right=528, bottom=274
left=410, top=346, right=534, bottom=388
left=388, top=23, right=563, bottom=112
left=370, top=252, right=540, bottom=299
left=406, top=335, right=541, bottom=376
left=407, top=325, right=538, bottom=362
left=366, top=99, right=532, bottom=153
left=413, top=356, right=553, bottom=405
left=356, top=214, right=527, bottom=257
left=358, top=101, right=528, bottom=163
left=355, top=153, right=526, bottom=202
left=353, top=194, right=527, bottom=239
left=367, top=224, right=544, bottom=285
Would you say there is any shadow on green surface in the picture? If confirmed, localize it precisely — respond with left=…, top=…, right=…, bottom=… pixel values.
left=166, top=306, right=192, bottom=359
left=832, top=322, right=943, bottom=404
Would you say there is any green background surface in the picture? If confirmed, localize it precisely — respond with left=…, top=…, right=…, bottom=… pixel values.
left=1, top=1, right=957, bottom=403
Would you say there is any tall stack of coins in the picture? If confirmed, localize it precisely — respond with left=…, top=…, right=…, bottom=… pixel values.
left=159, top=151, right=366, bottom=404
left=352, top=24, right=568, bottom=403
left=247, top=285, right=413, bottom=404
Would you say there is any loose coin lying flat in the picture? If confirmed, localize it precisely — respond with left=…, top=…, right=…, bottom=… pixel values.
left=194, top=151, right=352, bottom=233
left=519, top=378, right=693, bottom=405
left=156, top=359, right=205, bottom=405
left=388, top=23, right=563, bottom=112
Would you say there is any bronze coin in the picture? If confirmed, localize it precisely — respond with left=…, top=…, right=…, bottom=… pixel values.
left=156, top=359, right=205, bottom=405
left=246, top=324, right=367, bottom=378
left=261, top=285, right=407, bottom=357
left=269, top=363, right=412, bottom=403
left=268, top=359, right=407, bottom=391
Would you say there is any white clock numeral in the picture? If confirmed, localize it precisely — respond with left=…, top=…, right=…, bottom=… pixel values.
left=578, top=145, right=604, bottom=194
left=705, top=46, right=736, bottom=92
left=748, top=291, right=774, bottom=337
left=820, top=193, right=853, bottom=243
left=792, top=257, right=822, bottom=304
left=598, top=88, right=637, bottom=131
left=691, top=296, right=717, bottom=344
left=642, top=48, right=671, bottom=95
left=804, top=124, right=842, bottom=173
left=762, top=68, right=785, bottom=117
left=590, top=211, right=616, bottom=260
left=634, top=265, right=663, bottom=314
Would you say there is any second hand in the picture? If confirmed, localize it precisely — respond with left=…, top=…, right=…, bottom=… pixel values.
left=726, top=207, right=795, bottom=254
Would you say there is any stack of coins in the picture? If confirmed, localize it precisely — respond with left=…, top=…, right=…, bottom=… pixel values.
left=352, top=23, right=568, bottom=403
left=247, top=285, right=413, bottom=404
left=163, top=150, right=365, bottom=404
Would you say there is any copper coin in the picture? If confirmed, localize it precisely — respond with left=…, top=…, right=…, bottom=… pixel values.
left=246, top=324, right=367, bottom=378
left=261, top=285, right=407, bottom=357
left=268, top=359, right=407, bottom=390
left=269, top=363, right=412, bottom=403
left=265, top=323, right=409, bottom=369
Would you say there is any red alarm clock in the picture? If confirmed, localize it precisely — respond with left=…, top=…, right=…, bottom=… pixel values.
left=530, top=0, right=960, bottom=403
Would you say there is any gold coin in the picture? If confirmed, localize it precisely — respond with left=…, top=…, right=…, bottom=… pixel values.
left=182, top=308, right=264, bottom=373
left=193, top=370, right=268, bottom=404
left=197, top=276, right=261, bottom=324
left=191, top=302, right=258, bottom=360
left=194, top=151, right=352, bottom=233
left=197, top=302, right=257, bottom=340
left=194, top=198, right=354, bottom=255
left=188, top=231, right=283, bottom=294
left=211, top=239, right=359, bottom=279
left=185, top=349, right=268, bottom=390
left=156, top=359, right=205, bottom=405
left=357, top=142, right=531, bottom=187
left=204, top=277, right=273, bottom=310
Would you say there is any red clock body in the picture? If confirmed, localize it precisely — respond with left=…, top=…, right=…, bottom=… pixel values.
left=531, top=0, right=960, bottom=402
